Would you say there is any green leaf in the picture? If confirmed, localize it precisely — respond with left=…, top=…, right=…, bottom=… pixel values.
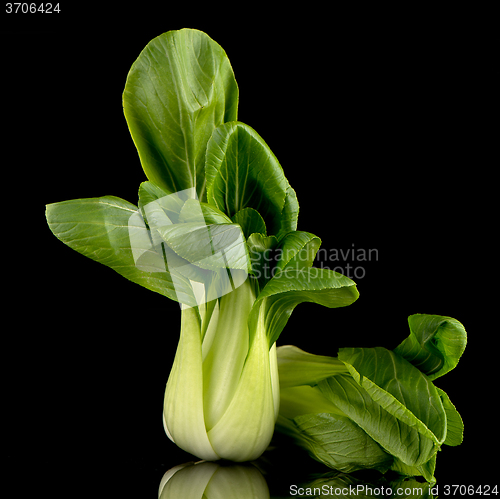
left=157, top=222, right=251, bottom=272
left=278, top=412, right=393, bottom=474
left=45, top=196, right=194, bottom=304
left=139, top=181, right=233, bottom=227
left=246, top=230, right=321, bottom=294
left=250, top=267, right=359, bottom=347
left=278, top=384, right=346, bottom=420
left=180, top=199, right=233, bottom=225
left=276, top=184, right=299, bottom=240
left=338, top=347, right=447, bottom=447
left=275, top=231, right=321, bottom=272
left=232, top=207, right=267, bottom=239
left=390, top=454, right=437, bottom=484
left=137, top=182, right=219, bottom=292
left=138, top=180, right=175, bottom=215
left=319, top=374, right=438, bottom=467
left=316, top=347, right=447, bottom=468
left=205, top=122, right=289, bottom=235
left=246, top=233, right=278, bottom=290
left=137, top=181, right=252, bottom=300
left=394, top=314, right=467, bottom=380
left=138, top=181, right=187, bottom=231
left=437, top=387, right=464, bottom=446
left=123, top=29, right=238, bottom=199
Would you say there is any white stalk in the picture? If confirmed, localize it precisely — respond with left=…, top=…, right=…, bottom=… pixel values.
left=163, top=304, right=219, bottom=460
left=163, top=278, right=280, bottom=461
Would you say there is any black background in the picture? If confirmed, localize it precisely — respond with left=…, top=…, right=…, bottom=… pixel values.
left=3, top=5, right=498, bottom=497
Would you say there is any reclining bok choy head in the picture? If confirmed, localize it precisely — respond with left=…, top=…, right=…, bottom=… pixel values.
left=45, top=29, right=359, bottom=461
left=275, top=315, right=467, bottom=483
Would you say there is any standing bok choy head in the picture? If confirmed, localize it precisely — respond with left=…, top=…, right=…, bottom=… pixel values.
left=45, top=29, right=359, bottom=461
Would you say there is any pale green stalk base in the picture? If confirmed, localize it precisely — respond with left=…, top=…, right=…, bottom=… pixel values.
left=163, top=278, right=279, bottom=461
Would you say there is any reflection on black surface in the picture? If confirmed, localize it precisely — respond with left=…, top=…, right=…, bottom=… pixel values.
left=158, top=460, right=270, bottom=498
left=158, top=459, right=434, bottom=498
left=286, top=474, right=434, bottom=498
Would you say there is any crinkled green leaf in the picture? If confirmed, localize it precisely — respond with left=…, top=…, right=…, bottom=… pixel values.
left=275, top=316, right=465, bottom=481
left=319, top=374, right=438, bottom=467
left=338, top=347, right=447, bottom=447
left=276, top=346, right=441, bottom=480
left=314, top=346, right=448, bottom=469
left=276, top=352, right=393, bottom=474
left=123, top=29, right=238, bottom=199
left=394, top=314, right=467, bottom=380
left=278, top=412, right=393, bottom=474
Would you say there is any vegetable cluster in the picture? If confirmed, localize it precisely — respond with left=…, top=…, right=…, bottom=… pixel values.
left=45, top=29, right=466, bottom=481
left=277, top=314, right=466, bottom=483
